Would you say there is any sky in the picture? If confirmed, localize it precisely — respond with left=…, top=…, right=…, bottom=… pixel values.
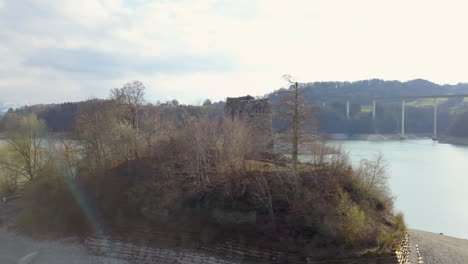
left=1, top=0, right=468, bottom=105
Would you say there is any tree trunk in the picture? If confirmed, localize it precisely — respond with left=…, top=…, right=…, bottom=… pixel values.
left=292, top=82, right=299, bottom=172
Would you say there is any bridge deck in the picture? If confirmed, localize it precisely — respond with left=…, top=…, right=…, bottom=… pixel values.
left=317, top=94, right=468, bottom=103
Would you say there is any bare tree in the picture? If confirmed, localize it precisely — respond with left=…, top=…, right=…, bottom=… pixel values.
left=139, top=105, right=174, bottom=155
left=58, top=137, right=82, bottom=179
left=75, top=99, right=133, bottom=169
left=0, top=114, right=48, bottom=181
left=221, top=118, right=253, bottom=171
left=356, top=152, right=389, bottom=196
left=185, top=118, right=219, bottom=187
left=110, top=81, right=146, bottom=131
left=203, top=99, right=212, bottom=106
left=110, top=81, right=146, bottom=158
left=0, top=167, right=19, bottom=195
left=275, top=75, right=318, bottom=171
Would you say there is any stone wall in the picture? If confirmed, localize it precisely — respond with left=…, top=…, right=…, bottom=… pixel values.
left=224, top=96, right=273, bottom=152
left=86, top=235, right=398, bottom=264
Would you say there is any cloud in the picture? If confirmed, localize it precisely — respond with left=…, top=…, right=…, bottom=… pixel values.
left=24, top=49, right=126, bottom=78
left=1, top=0, right=468, bottom=105
left=23, top=48, right=233, bottom=79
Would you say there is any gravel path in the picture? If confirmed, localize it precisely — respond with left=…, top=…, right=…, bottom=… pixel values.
left=409, top=229, right=468, bottom=264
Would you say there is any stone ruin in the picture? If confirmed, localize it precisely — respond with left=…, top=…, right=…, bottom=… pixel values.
left=224, top=95, right=273, bottom=152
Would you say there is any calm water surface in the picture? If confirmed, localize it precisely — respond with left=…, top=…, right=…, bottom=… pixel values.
left=329, top=139, right=468, bottom=239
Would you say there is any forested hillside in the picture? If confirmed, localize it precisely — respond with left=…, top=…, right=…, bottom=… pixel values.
left=449, top=110, right=468, bottom=137
left=269, top=79, right=468, bottom=135
left=0, top=100, right=225, bottom=133
left=294, top=79, right=468, bottom=100
left=2, top=79, right=468, bottom=136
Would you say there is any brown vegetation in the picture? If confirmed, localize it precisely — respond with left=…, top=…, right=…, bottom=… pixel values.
left=0, top=81, right=405, bottom=259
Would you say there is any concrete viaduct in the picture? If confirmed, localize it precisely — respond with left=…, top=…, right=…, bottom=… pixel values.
left=317, top=94, right=468, bottom=139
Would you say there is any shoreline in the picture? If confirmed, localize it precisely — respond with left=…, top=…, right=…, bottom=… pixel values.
left=327, top=133, right=468, bottom=146
left=327, top=133, right=433, bottom=141
left=438, top=136, right=468, bottom=146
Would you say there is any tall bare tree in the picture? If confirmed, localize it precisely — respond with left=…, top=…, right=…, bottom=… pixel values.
left=139, top=105, right=174, bottom=155
left=356, top=152, right=389, bottom=196
left=221, top=117, right=253, bottom=171
left=110, top=81, right=146, bottom=135
left=75, top=99, right=126, bottom=169
left=0, top=114, right=48, bottom=181
left=186, top=118, right=219, bottom=187
left=110, top=81, right=146, bottom=158
left=58, top=137, right=81, bottom=179
left=275, top=75, right=318, bottom=171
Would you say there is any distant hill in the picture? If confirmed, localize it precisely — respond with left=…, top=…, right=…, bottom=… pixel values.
left=3, top=79, right=468, bottom=135
left=0, top=103, right=20, bottom=115
left=268, top=79, right=468, bottom=135
left=269, top=79, right=468, bottom=101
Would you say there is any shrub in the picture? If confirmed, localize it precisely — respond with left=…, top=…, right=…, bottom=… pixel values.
left=378, top=213, right=406, bottom=251
left=15, top=163, right=90, bottom=236
left=338, top=192, right=368, bottom=247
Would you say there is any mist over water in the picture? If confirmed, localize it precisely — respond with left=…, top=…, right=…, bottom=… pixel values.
left=328, top=139, right=468, bottom=239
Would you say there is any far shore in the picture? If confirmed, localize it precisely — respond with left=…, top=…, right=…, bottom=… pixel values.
left=327, top=133, right=468, bottom=146
left=327, top=133, right=432, bottom=141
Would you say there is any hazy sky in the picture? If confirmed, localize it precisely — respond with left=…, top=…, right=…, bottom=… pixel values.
left=1, top=0, right=468, bottom=105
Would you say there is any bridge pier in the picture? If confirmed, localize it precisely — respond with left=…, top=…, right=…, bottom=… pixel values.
left=433, top=98, right=438, bottom=138
left=346, top=101, right=350, bottom=120
left=401, top=99, right=405, bottom=135
left=372, top=100, right=376, bottom=121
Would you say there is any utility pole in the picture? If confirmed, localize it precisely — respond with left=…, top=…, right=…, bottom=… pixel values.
left=433, top=98, right=438, bottom=138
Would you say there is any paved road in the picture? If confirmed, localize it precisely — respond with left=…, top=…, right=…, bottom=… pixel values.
left=409, top=229, right=468, bottom=264
left=0, top=229, right=129, bottom=264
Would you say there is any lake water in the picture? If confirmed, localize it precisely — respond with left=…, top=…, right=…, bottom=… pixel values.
left=328, top=139, right=468, bottom=239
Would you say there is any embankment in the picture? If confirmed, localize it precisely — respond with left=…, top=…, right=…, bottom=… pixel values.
left=438, top=136, right=468, bottom=146
left=328, top=133, right=431, bottom=141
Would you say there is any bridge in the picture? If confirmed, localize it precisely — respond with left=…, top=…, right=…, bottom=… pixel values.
left=316, top=94, right=468, bottom=138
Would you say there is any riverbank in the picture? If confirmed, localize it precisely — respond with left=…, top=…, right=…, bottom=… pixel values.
left=327, top=133, right=433, bottom=141
left=438, top=136, right=468, bottom=146
left=328, top=133, right=468, bottom=146
left=325, top=139, right=468, bottom=240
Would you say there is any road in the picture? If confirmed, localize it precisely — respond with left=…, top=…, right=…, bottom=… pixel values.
left=409, top=229, right=468, bottom=264
left=0, top=228, right=130, bottom=264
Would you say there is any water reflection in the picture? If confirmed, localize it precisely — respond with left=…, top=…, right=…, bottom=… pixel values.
left=328, top=139, right=468, bottom=239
